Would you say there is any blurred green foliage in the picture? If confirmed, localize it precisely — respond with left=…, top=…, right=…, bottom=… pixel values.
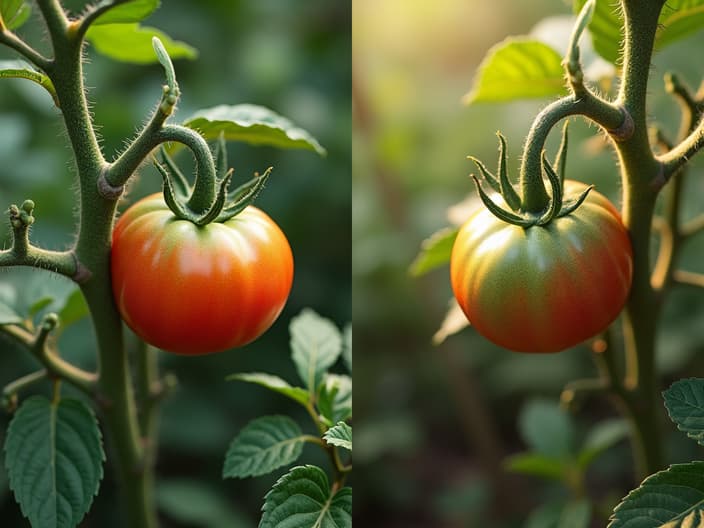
left=0, top=1, right=349, bottom=526
left=354, top=0, right=704, bottom=526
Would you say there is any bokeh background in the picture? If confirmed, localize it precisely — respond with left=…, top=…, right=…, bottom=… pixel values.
left=0, top=1, right=350, bottom=526
left=354, top=0, right=704, bottom=526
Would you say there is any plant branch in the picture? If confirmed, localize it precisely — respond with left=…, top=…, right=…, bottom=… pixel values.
left=658, top=117, right=704, bottom=181
left=36, top=0, right=69, bottom=45
left=681, top=213, right=704, bottom=238
left=0, top=317, right=97, bottom=395
left=672, top=270, right=704, bottom=289
left=2, top=369, right=47, bottom=411
left=0, top=29, right=52, bottom=70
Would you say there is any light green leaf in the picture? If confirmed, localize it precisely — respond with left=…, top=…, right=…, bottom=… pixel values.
left=663, top=378, right=704, bottom=446
left=182, top=104, right=326, bottom=155
left=290, top=309, right=342, bottom=393
left=86, top=23, right=197, bottom=64
left=0, top=301, right=23, bottom=325
left=157, top=480, right=253, bottom=528
left=574, top=0, right=622, bottom=64
left=409, top=227, right=458, bottom=277
left=0, top=60, right=58, bottom=105
left=226, top=372, right=310, bottom=407
left=4, top=396, right=105, bottom=528
left=260, top=465, right=352, bottom=528
left=657, top=1, right=704, bottom=50
left=342, top=324, right=351, bottom=373
left=0, top=0, right=31, bottom=30
left=323, top=422, right=351, bottom=451
left=503, top=452, right=566, bottom=481
left=223, top=416, right=305, bottom=479
left=519, top=399, right=576, bottom=458
left=577, top=418, right=629, bottom=469
left=28, top=296, right=53, bottom=317
left=432, top=299, right=469, bottom=345
left=56, top=289, right=90, bottom=329
left=318, top=374, right=352, bottom=427
left=93, top=0, right=160, bottom=25
left=609, top=462, right=704, bottom=527
left=464, top=38, right=567, bottom=104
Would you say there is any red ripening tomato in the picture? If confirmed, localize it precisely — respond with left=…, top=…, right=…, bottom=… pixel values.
left=450, top=181, right=632, bottom=353
left=111, top=193, right=294, bottom=355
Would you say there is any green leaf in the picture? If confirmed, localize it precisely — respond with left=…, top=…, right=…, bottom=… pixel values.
left=318, top=374, right=352, bottom=427
left=56, top=289, right=90, bottom=329
left=0, top=60, right=58, bottom=104
left=0, top=301, right=23, bottom=325
left=4, top=396, right=105, bottom=528
left=260, top=465, right=352, bottom=528
left=86, top=23, right=197, bottom=64
left=28, top=296, right=53, bottom=317
left=226, top=372, right=310, bottom=407
left=657, top=1, right=704, bottom=49
left=223, top=416, right=305, bottom=479
left=464, top=38, right=567, bottom=104
left=574, top=0, right=622, bottom=64
left=342, top=324, right=351, bottom=373
left=290, top=309, right=342, bottom=393
left=519, top=399, right=576, bottom=458
left=182, top=104, right=326, bottom=156
left=527, top=499, right=592, bottom=528
left=577, top=418, right=629, bottom=469
left=157, top=480, right=253, bottom=528
left=609, top=461, right=704, bottom=527
left=409, top=227, right=458, bottom=277
left=93, top=0, right=160, bottom=25
left=503, top=452, right=566, bottom=481
left=324, top=422, right=352, bottom=451
left=0, top=0, right=31, bottom=30
left=663, top=378, right=704, bottom=446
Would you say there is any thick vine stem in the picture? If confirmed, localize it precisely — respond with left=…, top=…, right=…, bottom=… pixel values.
left=0, top=317, right=97, bottom=395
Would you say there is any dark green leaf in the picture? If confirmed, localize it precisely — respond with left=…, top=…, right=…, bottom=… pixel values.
left=28, top=296, right=53, bottom=317
left=93, top=0, right=160, bottom=25
left=223, top=416, right=305, bottom=479
left=318, top=374, right=352, bottom=427
left=0, top=0, right=31, bottom=30
left=324, top=422, right=351, bottom=451
left=56, top=289, right=90, bottom=329
left=226, top=372, right=310, bottom=407
left=181, top=104, right=326, bottom=155
left=574, top=0, right=622, bottom=64
left=290, top=309, right=342, bottom=393
left=4, top=396, right=105, bottom=528
left=86, top=24, right=197, bottom=64
left=464, top=38, right=567, bottom=104
left=656, top=1, right=704, bottom=50
left=578, top=419, right=629, bottom=469
left=260, top=465, right=352, bottom=528
left=519, top=399, right=576, bottom=458
left=409, top=227, right=458, bottom=277
left=503, top=452, right=566, bottom=481
left=663, top=378, right=704, bottom=446
left=609, top=462, right=704, bottom=527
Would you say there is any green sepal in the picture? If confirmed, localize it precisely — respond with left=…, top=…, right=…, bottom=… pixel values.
left=553, top=121, right=569, bottom=186
left=155, top=158, right=193, bottom=220
left=471, top=175, right=535, bottom=228
left=193, top=170, right=233, bottom=226
left=159, top=147, right=189, bottom=197
left=536, top=152, right=562, bottom=226
left=217, top=167, right=272, bottom=222
left=496, top=132, right=522, bottom=211
left=558, top=185, right=594, bottom=218
left=467, top=156, right=500, bottom=193
left=214, top=132, right=228, bottom=179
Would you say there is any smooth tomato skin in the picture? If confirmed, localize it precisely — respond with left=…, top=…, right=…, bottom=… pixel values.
left=450, top=181, right=632, bottom=353
left=111, top=193, right=293, bottom=355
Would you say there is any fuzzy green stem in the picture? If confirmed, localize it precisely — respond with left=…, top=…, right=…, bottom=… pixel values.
left=518, top=95, right=624, bottom=212
left=0, top=29, right=52, bottom=70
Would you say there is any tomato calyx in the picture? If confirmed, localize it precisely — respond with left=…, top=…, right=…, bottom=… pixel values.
left=154, top=134, right=272, bottom=226
left=469, top=123, right=593, bottom=228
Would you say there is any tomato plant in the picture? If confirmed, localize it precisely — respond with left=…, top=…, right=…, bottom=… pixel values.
left=111, top=193, right=294, bottom=355
left=451, top=180, right=632, bottom=353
